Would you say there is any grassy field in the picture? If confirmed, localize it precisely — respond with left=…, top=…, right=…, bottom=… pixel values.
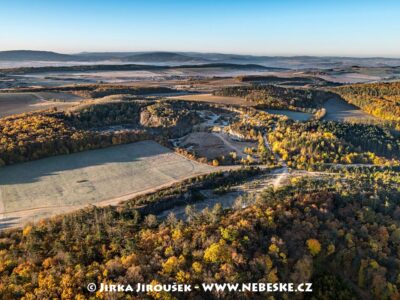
left=322, top=97, right=375, bottom=121
left=0, top=92, right=81, bottom=117
left=0, top=141, right=214, bottom=229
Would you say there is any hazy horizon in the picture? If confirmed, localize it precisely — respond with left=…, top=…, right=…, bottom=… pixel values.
left=1, top=0, right=400, bottom=57
left=1, top=49, right=400, bottom=59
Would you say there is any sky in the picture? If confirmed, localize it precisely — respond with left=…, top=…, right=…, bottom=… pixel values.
left=0, top=0, right=399, bottom=57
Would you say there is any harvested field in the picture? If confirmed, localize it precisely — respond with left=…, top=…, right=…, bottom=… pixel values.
left=0, top=140, right=214, bottom=229
left=0, top=92, right=81, bottom=117
left=168, top=93, right=253, bottom=107
left=322, top=97, right=375, bottom=121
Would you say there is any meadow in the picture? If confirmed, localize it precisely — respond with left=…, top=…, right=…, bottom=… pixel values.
left=0, top=140, right=214, bottom=228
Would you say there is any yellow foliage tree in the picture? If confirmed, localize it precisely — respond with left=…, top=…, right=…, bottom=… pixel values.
left=161, top=256, right=179, bottom=274
left=306, top=239, right=321, bottom=256
left=212, top=159, right=220, bottom=166
left=204, top=240, right=230, bottom=263
left=192, top=262, right=203, bottom=274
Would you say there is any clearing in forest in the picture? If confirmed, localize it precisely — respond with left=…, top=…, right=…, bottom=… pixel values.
left=322, top=97, right=375, bottom=121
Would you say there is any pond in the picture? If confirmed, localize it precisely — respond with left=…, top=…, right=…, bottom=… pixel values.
left=265, top=109, right=313, bottom=121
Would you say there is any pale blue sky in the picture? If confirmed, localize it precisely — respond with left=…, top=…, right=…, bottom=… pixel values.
left=0, top=0, right=399, bottom=57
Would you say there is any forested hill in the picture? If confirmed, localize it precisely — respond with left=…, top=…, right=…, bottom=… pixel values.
left=1, top=170, right=400, bottom=299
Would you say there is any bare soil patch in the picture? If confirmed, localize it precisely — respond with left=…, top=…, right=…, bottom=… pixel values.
left=179, top=132, right=256, bottom=159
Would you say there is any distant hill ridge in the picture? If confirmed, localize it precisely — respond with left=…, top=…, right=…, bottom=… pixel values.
left=1, top=50, right=400, bottom=68
left=0, top=50, right=73, bottom=61
left=121, top=52, right=208, bottom=63
left=0, top=50, right=208, bottom=63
